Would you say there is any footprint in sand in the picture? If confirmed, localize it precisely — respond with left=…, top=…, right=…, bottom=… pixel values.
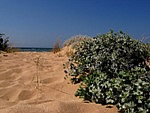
left=0, top=85, right=20, bottom=101
left=18, top=90, right=34, bottom=100
left=41, top=77, right=62, bottom=84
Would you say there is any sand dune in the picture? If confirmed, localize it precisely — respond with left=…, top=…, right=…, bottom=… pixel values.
left=0, top=51, right=118, bottom=113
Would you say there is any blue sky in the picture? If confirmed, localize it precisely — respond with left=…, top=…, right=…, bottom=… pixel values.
left=0, top=0, right=150, bottom=47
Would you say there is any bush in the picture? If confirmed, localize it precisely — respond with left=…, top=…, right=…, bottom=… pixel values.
left=0, top=33, right=9, bottom=52
left=65, top=30, right=150, bottom=113
left=66, top=31, right=150, bottom=83
left=75, top=67, right=150, bottom=113
left=63, top=35, right=91, bottom=48
left=144, top=43, right=150, bottom=54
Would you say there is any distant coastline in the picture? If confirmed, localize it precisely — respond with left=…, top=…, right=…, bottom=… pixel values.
left=15, top=47, right=52, bottom=52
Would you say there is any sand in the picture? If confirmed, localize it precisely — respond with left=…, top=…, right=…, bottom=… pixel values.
left=0, top=50, right=118, bottom=113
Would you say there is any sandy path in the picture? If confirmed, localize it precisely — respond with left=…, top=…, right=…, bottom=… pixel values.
left=0, top=52, right=118, bottom=113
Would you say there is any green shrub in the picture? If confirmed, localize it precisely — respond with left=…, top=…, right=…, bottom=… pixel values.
left=0, top=33, right=9, bottom=52
left=144, top=43, right=150, bottom=54
left=65, top=30, right=150, bottom=113
left=63, top=35, right=91, bottom=48
left=66, top=31, right=150, bottom=83
left=75, top=67, right=150, bottom=113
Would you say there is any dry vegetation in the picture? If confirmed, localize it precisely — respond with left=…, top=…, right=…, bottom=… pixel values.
left=63, top=35, right=91, bottom=48
left=53, top=38, right=62, bottom=53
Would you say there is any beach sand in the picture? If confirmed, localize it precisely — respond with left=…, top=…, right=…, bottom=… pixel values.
left=0, top=50, right=118, bottom=113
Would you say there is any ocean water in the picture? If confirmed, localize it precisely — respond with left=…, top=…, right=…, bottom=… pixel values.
left=17, top=47, right=52, bottom=52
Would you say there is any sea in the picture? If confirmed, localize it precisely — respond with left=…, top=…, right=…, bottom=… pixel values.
left=16, top=47, right=52, bottom=52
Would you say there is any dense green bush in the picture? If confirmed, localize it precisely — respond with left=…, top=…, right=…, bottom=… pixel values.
left=144, top=43, right=150, bottom=54
left=67, top=31, right=150, bottom=83
left=75, top=67, right=150, bottom=113
left=65, top=31, right=150, bottom=113
left=0, top=33, right=9, bottom=52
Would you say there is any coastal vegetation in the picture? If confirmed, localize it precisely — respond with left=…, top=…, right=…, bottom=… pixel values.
left=0, top=33, right=9, bottom=52
left=53, top=38, right=62, bottom=53
left=64, top=30, right=150, bottom=113
left=63, top=35, right=91, bottom=57
left=63, top=35, right=91, bottom=48
left=0, top=33, right=19, bottom=53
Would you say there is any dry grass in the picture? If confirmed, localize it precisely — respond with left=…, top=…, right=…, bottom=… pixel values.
left=65, top=47, right=74, bottom=57
left=56, top=53, right=63, bottom=57
left=7, top=47, right=20, bottom=53
left=53, top=38, right=62, bottom=54
left=63, top=35, right=91, bottom=48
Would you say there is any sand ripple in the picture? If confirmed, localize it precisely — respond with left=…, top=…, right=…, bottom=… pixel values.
left=0, top=52, right=118, bottom=113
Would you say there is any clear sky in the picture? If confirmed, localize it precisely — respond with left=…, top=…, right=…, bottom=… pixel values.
left=0, top=0, right=150, bottom=47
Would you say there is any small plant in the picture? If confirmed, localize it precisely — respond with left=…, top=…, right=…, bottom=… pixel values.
left=0, top=33, right=9, bottom=52
left=65, top=30, right=150, bottom=113
left=53, top=38, right=62, bottom=53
